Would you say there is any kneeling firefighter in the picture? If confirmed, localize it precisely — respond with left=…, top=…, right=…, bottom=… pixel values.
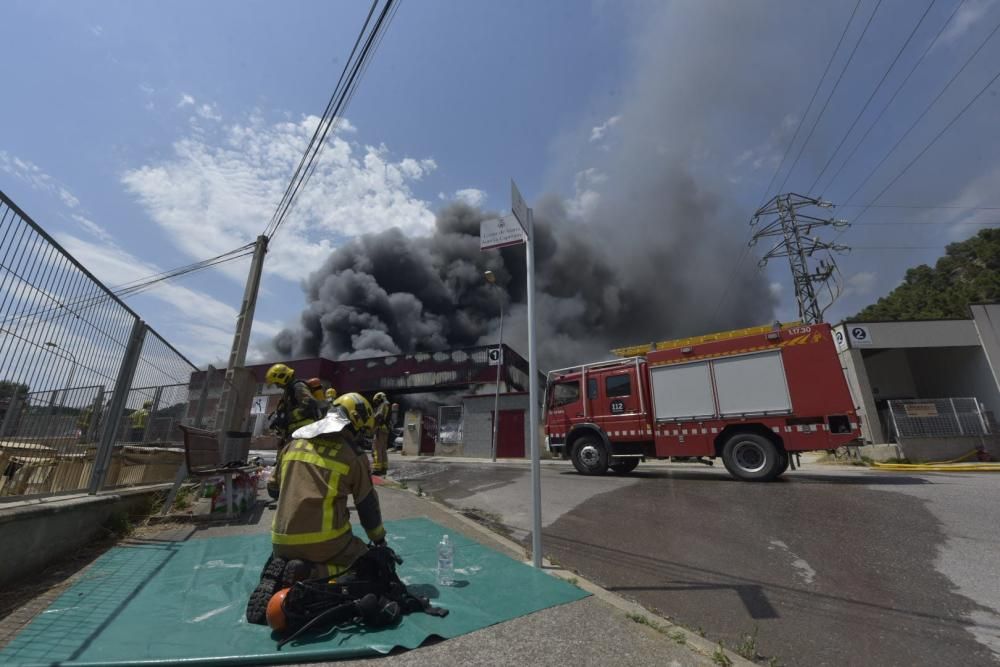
left=247, top=395, right=446, bottom=643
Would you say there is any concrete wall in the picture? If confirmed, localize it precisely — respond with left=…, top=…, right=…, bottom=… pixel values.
left=461, top=393, right=531, bottom=458
left=0, top=487, right=162, bottom=588
left=864, top=349, right=917, bottom=400
left=906, top=347, right=1000, bottom=421
left=855, top=320, right=981, bottom=349
left=971, top=304, right=1000, bottom=398
left=839, top=348, right=883, bottom=444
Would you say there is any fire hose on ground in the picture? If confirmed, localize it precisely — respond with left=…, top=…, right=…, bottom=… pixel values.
left=872, top=449, right=1000, bottom=472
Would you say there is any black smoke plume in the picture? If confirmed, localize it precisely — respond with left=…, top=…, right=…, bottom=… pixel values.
left=272, top=3, right=820, bottom=369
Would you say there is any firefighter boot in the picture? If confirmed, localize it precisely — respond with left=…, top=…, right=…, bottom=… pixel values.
left=246, top=555, right=288, bottom=624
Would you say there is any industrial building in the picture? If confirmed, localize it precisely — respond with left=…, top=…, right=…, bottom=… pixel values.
left=835, top=303, right=1000, bottom=459
left=185, top=344, right=537, bottom=457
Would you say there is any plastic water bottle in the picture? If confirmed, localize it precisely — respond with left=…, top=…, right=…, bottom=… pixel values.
left=437, top=534, right=454, bottom=586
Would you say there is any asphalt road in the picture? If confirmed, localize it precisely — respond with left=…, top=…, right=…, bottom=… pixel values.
left=391, top=458, right=1000, bottom=666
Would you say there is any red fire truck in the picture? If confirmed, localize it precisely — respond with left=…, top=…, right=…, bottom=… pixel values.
left=544, top=322, right=860, bottom=481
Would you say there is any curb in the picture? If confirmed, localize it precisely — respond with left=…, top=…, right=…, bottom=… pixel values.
left=385, top=482, right=754, bottom=666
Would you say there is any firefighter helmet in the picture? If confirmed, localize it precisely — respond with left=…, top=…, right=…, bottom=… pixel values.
left=325, top=387, right=337, bottom=401
left=333, top=392, right=374, bottom=432
left=372, top=391, right=387, bottom=405
left=266, top=588, right=290, bottom=633
left=265, top=363, right=295, bottom=387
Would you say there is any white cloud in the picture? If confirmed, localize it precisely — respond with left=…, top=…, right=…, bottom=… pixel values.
left=72, top=214, right=114, bottom=244
left=941, top=0, right=997, bottom=45
left=454, top=188, right=486, bottom=206
left=0, top=151, right=79, bottom=209
left=52, top=232, right=275, bottom=364
left=196, top=103, right=222, bottom=122
left=769, top=281, right=783, bottom=298
left=139, top=83, right=155, bottom=96
left=589, top=114, right=621, bottom=143
left=843, top=271, right=877, bottom=298
left=121, top=114, right=438, bottom=282
left=89, top=25, right=103, bottom=37
left=178, top=93, right=195, bottom=108
left=567, top=167, right=606, bottom=218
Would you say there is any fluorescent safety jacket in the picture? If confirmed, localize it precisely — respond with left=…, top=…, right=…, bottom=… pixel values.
left=271, top=433, right=385, bottom=574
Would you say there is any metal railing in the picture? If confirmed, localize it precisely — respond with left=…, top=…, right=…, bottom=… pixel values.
left=0, top=190, right=197, bottom=499
left=887, top=397, right=989, bottom=440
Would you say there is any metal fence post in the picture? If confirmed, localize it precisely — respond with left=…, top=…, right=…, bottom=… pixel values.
left=142, top=386, right=163, bottom=444
left=88, top=320, right=146, bottom=494
left=194, top=365, right=215, bottom=429
left=1, top=392, right=23, bottom=437
left=85, top=388, right=105, bottom=443
left=949, top=398, right=964, bottom=436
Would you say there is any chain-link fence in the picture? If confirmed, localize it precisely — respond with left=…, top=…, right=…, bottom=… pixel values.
left=0, top=190, right=197, bottom=499
left=887, top=398, right=989, bottom=440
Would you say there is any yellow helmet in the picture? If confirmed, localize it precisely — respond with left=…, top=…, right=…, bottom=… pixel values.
left=325, top=388, right=337, bottom=401
left=332, top=392, right=373, bottom=432
left=265, top=363, right=295, bottom=387
left=373, top=391, right=387, bottom=405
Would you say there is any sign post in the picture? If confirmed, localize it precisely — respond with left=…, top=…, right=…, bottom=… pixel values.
left=477, top=180, right=543, bottom=568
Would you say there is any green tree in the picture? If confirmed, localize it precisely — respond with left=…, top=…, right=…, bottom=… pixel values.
left=0, top=380, right=29, bottom=402
left=854, top=228, right=1000, bottom=321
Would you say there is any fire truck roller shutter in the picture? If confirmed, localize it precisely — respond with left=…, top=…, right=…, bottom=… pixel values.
left=567, top=424, right=611, bottom=476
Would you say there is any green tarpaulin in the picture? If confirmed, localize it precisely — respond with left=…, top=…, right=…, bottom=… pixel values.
left=1, top=517, right=587, bottom=666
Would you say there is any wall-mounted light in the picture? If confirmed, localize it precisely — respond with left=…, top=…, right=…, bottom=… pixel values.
left=681, top=347, right=693, bottom=354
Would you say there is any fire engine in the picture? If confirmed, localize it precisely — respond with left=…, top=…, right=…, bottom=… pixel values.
left=544, top=322, right=860, bottom=481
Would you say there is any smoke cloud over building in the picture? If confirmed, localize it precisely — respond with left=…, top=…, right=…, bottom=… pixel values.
left=274, top=3, right=807, bottom=369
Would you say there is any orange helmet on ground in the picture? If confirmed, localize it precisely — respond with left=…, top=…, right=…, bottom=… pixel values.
left=266, top=588, right=291, bottom=633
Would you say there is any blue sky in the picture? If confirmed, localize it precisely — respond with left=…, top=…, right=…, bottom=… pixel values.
left=2, top=0, right=999, bottom=367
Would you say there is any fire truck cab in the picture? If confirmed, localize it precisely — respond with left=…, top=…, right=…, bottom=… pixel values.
left=544, top=322, right=860, bottom=481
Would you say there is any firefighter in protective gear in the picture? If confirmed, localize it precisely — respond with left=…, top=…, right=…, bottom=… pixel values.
left=370, top=392, right=391, bottom=476
left=129, top=400, right=151, bottom=441
left=325, top=387, right=337, bottom=402
left=246, top=399, right=387, bottom=624
left=265, top=364, right=321, bottom=439
left=265, top=364, right=322, bottom=501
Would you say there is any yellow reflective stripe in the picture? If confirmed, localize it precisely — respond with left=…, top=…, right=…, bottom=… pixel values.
left=327, top=562, right=349, bottom=577
left=366, top=524, right=386, bottom=543
left=283, top=450, right=350, bottom=476
left=272, top=521, right=351, bottom=545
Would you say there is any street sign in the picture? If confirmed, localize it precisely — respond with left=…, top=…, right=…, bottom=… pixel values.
left=480, top=215, right=526, bottom=251
left=250, top=395, right=267, bottom=415
left=833, top=326, right=848, bottom=352
left=849, top=325, right=873, bottom=346
left=511, top=179, right=529, bottom=235
left=488, top=346, right=503, bottom=366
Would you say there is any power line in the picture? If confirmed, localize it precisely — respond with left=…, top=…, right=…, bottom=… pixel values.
left=860, top=220, right=1000, bottom=225
left=775, top=0, right=884, bottom=195
left=847, top=64, right=1000, bottom=227
left=819, top=0, right=968, bottom=196
left=839, top=15, right=1000, bottom=215
left=808, top=0, right=937, bottom=194
left=756, top=0, right=863, bottom=208
left=717, top=1, right=863, bottom=324
left=838, top=203, right=1000, bottom=210
left=264, top=0, right=398, bottom=241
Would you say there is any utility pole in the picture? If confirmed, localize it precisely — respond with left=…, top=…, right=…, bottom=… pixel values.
left=750, top=193, right=849, bottom=324
left=484, top=270, right=504, bottom=463
left=214, top=235, right=268, bottom=432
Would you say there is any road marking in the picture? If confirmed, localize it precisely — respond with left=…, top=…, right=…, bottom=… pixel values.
left=769, top=539, right=817, bottom=585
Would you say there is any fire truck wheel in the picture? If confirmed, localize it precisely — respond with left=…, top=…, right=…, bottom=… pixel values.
left=571, top=436, right=608, bottom=475
left=609, top=458, right=639, bottom=474
left=776, top=451, right=789, bottom=476
left=721, top=433, right=782, bottom=482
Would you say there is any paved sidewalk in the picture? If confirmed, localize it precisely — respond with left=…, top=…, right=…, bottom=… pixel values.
left=2, top=483, right=749, bottom=666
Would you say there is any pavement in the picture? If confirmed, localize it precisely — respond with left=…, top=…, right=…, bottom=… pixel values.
left=390, top=454, right=1000, bottom=667
left=0, top=479, right=742, bottom=667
